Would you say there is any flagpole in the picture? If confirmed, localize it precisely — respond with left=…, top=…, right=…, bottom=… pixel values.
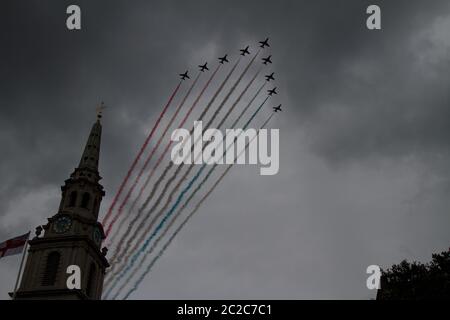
left=11, top=232, right=30, bottom=300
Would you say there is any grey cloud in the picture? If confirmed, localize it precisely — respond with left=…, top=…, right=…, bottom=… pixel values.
left=0, top=0, right=449, bottom=299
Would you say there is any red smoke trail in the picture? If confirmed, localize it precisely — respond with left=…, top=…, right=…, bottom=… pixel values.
left=106, top=57, right=246, bottom=282
left=104, top=73, right=200, bottom=239
left=119, top=114, right=275, bottom=299
left=102, top=81, right=182, bottom=229
left=106, top=64, right=222, bottom=269
left=137, top=58, right=240, bottom=215
left=130, top=64, right=221, bottom=215
left=128, top=65, right=261, bottom=255
left=135, top=54, right=260, bottom=235
left=138, top=59, right=239, bottom=216
left=108, top=61, right=262, bottom=282
left=112, top=87, right=270, bottom=299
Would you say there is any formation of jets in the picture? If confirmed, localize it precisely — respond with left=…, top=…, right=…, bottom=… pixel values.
left=268, top=87, right=278, bottom=96
left=180, top=38, right=270, bottom=78
left=199, top=62, right=209, bottom=72
left=265, top=72, right=275, bottom=81
left=178, top=38, right=283, bottom=113
left=240, top=46, right=250, bottom=56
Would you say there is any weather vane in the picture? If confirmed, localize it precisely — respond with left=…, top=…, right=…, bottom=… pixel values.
left=96, top=101, right=107, bottom=120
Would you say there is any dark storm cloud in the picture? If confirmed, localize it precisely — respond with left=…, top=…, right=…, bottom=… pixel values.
left=1, top=0, right=449, bottom=298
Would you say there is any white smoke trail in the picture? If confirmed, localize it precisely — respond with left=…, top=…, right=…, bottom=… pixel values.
left=120, top=114, right=275, bottom=299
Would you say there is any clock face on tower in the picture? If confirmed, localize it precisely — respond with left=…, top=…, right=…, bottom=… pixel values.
left=53, top=215, right=72, bottom=234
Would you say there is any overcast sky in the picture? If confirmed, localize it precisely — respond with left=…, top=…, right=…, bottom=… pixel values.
left=1, top=0, right=449, bottom=299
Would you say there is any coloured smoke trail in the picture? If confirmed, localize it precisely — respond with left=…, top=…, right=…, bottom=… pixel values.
left=215, top=71, right=265, bottom=130
left=138, top=58, right=241, bottom=214
left=112, top=106, right=273, bottom=299
left=118, top=113, right=275, bottom=300
left=105, top=59, right=240, bottom=276
left=102, top=80, right=182, bottom=230
left=106, top=64, right=221, bottom=249
left=105, top=60, right=237, bottom=271
left=106, top=52, right=260, bottom=282
left=104, top=92, right=271, bottom=298
left=104, top=72, right=201, bottom=243
left=106, top=79, right=266, bottom=286
left=124, top=68, right=262, bottom=255
left=112, top=67, right=261, bottom=275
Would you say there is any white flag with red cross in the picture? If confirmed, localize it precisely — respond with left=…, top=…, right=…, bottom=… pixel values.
left=0, top=232, right=30, bottom=259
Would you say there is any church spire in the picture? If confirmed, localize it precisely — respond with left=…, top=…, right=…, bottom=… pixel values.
left=78, top=121, right=101, bottom=171
left=13, top=107, right=109, bottom=300
left=78, top=102, right=106, bottom=171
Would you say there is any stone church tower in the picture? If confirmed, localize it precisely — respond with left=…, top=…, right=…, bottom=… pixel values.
left=14, top=113, right=109, bottom=300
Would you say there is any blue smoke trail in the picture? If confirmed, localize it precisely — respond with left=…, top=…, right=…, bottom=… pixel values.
left=111, top=81, right=268, bottom=298
left=104, top=95, right=270, bottom=299
left=121, top=113, right=275, bottom=299
left=103, top=60, right=240, bottom=290
left=106, top=54, right=259, bottom=285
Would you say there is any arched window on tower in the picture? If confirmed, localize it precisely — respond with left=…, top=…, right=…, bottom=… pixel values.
left=81, top=192, right=90, bottom=209
left=68, top=191, right=77, bottom=207
left=86, top=263, right=96, bottom=298
left=42, top=251, right=60, bottom=286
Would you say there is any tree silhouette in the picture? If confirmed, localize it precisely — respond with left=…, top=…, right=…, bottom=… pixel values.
left=377, top=248, right=450, bottom=300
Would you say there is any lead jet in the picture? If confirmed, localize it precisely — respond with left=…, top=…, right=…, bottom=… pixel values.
left=218, top=54, right=229, bottom=64
left=199, top=62, right=209, bottom=72
left=268, top=87, right=278, bottom=96
left=259, top=38, right=270, bottom=48
left=262, top=55, right=272, bottom=65
left=273, top=104, right=282, bottom=112
left=240, top=46, right=250, bottom=56
left=265, top=72, right=275, bottom=81
left=179, top=71, right=190, bottom=80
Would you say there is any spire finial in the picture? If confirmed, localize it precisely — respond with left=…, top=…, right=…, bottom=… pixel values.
left=96, top=101, right=107, bottom=120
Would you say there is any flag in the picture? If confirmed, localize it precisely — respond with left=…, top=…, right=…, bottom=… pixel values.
left=0, top=232, right=30, bottom=259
